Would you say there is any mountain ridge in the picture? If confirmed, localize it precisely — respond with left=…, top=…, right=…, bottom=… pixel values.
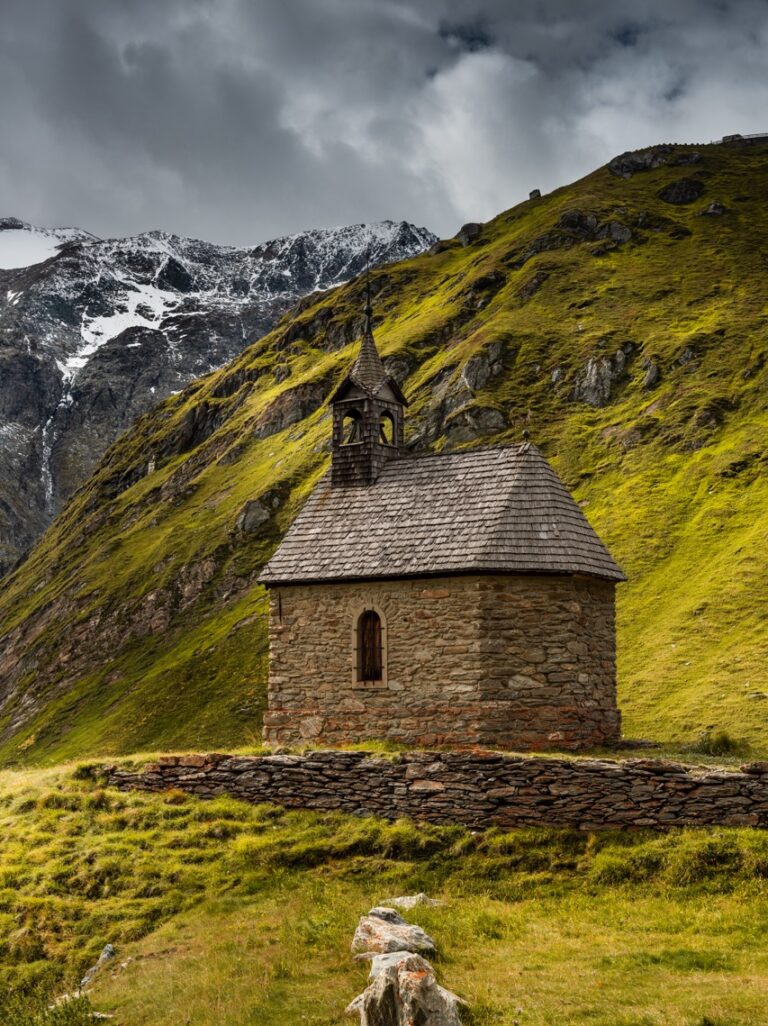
left=0, top=217, right=436, bottom=571
left=1, top=140, right=767, bottom=764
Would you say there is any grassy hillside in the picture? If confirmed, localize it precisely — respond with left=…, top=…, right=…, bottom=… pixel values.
left=0, top=141, right=767, bottom=763
left=3, top=765, right=768, bottom=1025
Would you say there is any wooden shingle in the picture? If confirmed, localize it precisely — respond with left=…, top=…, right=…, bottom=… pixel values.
left=258, top=443, right=625, bottom=585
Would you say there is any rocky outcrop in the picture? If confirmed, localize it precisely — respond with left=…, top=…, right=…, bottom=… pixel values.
left=443, top=405, right=506, bottom=443
left=658, top=179, right=705, bottom=205
left=455, top=222, right=482, bottom=247
left=701, top=201, right=727, bottom=216
left=642, top=360, right=661, bottom=390
left=519, top=270, right=549, bottom=300
left=570, top=343, right=635, bottom=407
left=609, top=146, right=674, bottom=177
left=608, top=147, right=700, bottom=179
left=509, top=209, right=633, bottom=270
left=0, top=219, right=436, bottom=573
left=252, top=381, right=328, bottom=440
left=460, top=341, right=505, bottom=391
left=233, top=499, right=272, bottom=534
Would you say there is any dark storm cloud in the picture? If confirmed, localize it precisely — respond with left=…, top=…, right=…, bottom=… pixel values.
left=1, top=0, right=767, bottom=244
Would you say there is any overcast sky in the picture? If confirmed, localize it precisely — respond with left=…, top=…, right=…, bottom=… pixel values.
left=2, top=0, right=767, bottom=245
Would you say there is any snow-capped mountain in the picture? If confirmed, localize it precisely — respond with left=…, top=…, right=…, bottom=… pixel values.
left=0, top=217, right=437, bottom=572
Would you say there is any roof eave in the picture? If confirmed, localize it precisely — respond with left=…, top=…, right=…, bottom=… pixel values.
left=258, top=566, right=626, bottom=587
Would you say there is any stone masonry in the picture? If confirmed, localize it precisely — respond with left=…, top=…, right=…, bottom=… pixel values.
left=105, top=750, right=768, bottom=830
left=263, top=573, right=620, bottom=750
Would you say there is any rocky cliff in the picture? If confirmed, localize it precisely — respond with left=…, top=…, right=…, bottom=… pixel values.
left=0, top=217, right=436, bottom=571
left=1, top=141, right=767, bottom=764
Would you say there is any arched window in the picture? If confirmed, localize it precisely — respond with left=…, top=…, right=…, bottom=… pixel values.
left=379, top=411, right=396, bottom=446
left=342, top=409, right=363, bottom=445
left=357, top=609, right=383, bottom=681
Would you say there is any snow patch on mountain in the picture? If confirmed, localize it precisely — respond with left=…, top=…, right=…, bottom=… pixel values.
left=0, top=218, right=96, bottom=270
left=74, top=279, right=180, bottom=377
left=0, top=215, right=438, bottom=571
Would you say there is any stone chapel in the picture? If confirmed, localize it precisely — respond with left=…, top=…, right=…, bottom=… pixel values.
left=258, top=300, right=625, bottom=751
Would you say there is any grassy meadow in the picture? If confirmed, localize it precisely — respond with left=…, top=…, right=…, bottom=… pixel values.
left=2, top=764, right=768, bottom=1026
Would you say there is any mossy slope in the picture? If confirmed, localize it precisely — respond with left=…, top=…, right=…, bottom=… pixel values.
left=1, top=142, right=767, bottom=762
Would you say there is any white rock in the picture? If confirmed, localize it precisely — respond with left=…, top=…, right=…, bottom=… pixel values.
left=351, top=908, right=436, bottom=956
left=80, top=943, right=116, bottom=989
left=346, top=951, right=464, bottom=1026
left=387, top=893, right=443, bottom=910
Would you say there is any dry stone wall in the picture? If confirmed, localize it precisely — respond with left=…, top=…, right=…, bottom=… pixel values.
left=104, top=751, right=768, bottom=830
left=264, top=573, right=619, bottom=751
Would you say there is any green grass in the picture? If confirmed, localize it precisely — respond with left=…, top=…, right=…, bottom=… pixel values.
left=1, top=141, right=768, bottom=763
left=3, top=765, right=768, bottom=1025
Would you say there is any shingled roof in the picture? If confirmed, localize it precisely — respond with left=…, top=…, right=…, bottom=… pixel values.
left=349, top=320, right=388, bottom=393
left=258, top=443, right=625, bottom=585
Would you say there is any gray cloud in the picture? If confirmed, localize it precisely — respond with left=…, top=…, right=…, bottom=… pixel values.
left=1, top=0, right=767, bottom=244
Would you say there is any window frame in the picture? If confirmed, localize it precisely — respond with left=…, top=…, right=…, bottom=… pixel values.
left=351, top=603, right=388, bottom=686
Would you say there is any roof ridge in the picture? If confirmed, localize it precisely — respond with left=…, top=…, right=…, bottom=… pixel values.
left=382, top=441, right=530, bottom=466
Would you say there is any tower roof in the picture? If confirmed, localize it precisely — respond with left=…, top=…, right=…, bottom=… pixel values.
left=258, top=443, right=625, bottom=585
left=330, top=286, right=407, bottom=405
left=349, top=314, right=387, bottom=393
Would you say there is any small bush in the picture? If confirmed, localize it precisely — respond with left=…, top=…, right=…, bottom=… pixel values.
left=690, top=728, right=745, bottom=756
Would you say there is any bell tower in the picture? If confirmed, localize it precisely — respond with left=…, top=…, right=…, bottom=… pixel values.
left=331, top=281, right=407, bottom=488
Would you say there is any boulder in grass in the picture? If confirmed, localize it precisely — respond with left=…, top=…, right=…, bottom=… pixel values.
left=387, top=893, right=443, bottom=910
left=351, top=907, right=436, bottom=957
left=658, top=178, right=705, bottom=205
left=346, top=951, right=464, bottom=1026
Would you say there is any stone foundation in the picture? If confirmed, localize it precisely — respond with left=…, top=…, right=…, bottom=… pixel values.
left=263, top=573, right=619, bottom=751
left=104, top=751, right=768, bottom=830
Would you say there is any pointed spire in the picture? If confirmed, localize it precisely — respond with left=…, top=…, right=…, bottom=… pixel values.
left=349, top=258, right=387, bottom=393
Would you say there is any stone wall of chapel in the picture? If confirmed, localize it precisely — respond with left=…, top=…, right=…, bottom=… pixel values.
left=263, top=573, right=619, bottom=750
left=474, top=574, right=620, bottom=749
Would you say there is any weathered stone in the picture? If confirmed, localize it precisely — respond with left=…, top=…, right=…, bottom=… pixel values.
left=658, top=179, right=705, bottom=205
left=570, top=344, right=635, bottom=408
left=643, top=360, right=661, bottom=390
left=608, top=146, right=674, bottom=178
left=443, top=404, right=506, bottom=442
left=596, top=220, right=632, bottom=244
left=455, top=222, right=482, bottom=247
left=105, top=749, right=768, bottom=831
left=701, top=201, right=727, bottom=216
left=80, top=943, right=116, bottom=989
left=263, top=574, right=619, bottom=751
left=559, top=209, right=599, bottom=235
left=387, top=893, right=443, bottom=910
left=231, top=498, right=270, bottom=537
left=346, top=952, right=463, bottom=1026
left=460, top=341, right=504, bottom=391
left=352, top=908, right=436, bottom=957
left=519, top=270, right=549, bottom=300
